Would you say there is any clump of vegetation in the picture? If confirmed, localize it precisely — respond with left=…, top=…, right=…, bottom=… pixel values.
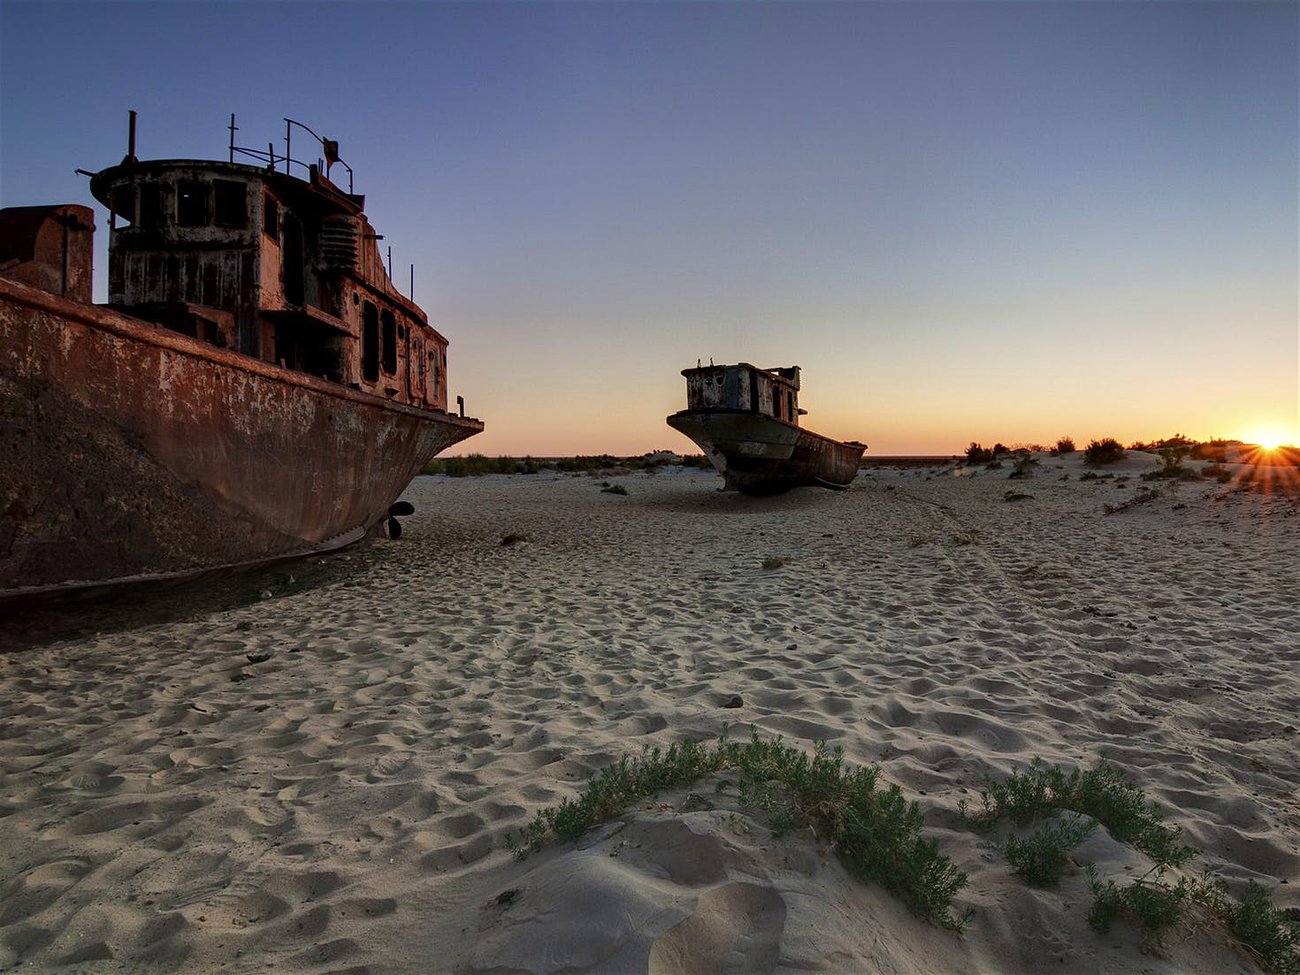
left=500, top=533, right=529, bottom=546
left=963, top=759, right=1194, bottom=866
left=967, top=759, right=1299, bottom=968
left=1087, top=869, right=1300, bottom=973
left=908, top=533, right=935, bottom=548
left=1128, top=433, right=1195, bottom=453
left=1008, top=452, right=1039, bottom=479
left=508, top=731, right=970, bottom=929
left=949, top=531, right=977, bottom=546
left=1084, top=438, right=1126, bottom=465
left=423, top=453, right=542, bottom=476
left=966, top=442, right=1010, bottom=465
left=1003, top=816, right=1097, bottom=886
left=1217, top=881, right=1300, bottom=974
left=761, top=556, right=793, bottom=570
left=1191, top=440, right=1235, bottom=463
left=1141, top=443, right=1200, bottom=481
left=600, top=483, right=628, bottom=496
left=1051, top=437, right=1076, bottom=456
left=1086, top=864, right=1208, bottom=932
left=423, top=451, right=711, bottom=477
left=1202, top=462, right=1233, bottom=483
left=1003, top=489, right=1034, bottom=503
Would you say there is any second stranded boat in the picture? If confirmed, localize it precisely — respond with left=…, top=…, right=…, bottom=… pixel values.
left=667, top=362, right=866, bottom=494
left=0, top=114, right=483, bottom=595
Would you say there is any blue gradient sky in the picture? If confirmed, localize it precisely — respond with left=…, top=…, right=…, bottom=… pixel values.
left=3, top=1, right=1296, bottom=454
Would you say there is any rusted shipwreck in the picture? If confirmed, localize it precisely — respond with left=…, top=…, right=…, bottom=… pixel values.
left=667, top=362, right=866, bottom=494
left=0, top=115, right=483, bottom=595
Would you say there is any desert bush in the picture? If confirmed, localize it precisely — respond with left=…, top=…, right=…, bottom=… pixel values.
left=1087, top=865, right=1207, bottom=932
left=1052, top=437, right=1076, bottom=456
left=1202, top=463, right=1233, bottom=483
left=1084, top=438, right=1126, bottom=465
left=422, top=453, right=541, bottom=476
left=963, top=758, right=1194, bottom=866
left=1142, top=445, right=1200, bottom=481
left=1191, top=441, right=1232, bottom=462
left=1008, top=452, right=1038, bottom=479
left=508, top=731, right=970, bottom=929
left=966, top=442, right=994, bottom=464
left=1218, top=881, right=1300, bottom=974
left=1003, top=817, right=1097, bottom=886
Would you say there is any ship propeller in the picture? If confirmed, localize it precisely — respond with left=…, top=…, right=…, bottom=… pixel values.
left=387, top=501, right=416, bottom=539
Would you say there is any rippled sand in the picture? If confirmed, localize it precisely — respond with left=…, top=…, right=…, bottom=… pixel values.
left=2, top=455, right=1297, bottom=973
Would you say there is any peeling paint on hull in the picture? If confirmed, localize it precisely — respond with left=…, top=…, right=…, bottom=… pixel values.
left=1, top=277, right=482, bottom=595
left=667, top=410, right=865, bottom=494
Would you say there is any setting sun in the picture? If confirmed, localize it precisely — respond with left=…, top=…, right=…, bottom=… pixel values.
left=1246, top=429, right=1292, bottom=451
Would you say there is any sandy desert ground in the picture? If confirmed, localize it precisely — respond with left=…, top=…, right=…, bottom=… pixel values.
left=2, top=453, right=1297, bottom=974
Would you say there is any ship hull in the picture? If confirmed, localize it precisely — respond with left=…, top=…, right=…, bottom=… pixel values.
left=1, top=277, right=482, bottom=595
left=667, top=409, right=865, bottom=494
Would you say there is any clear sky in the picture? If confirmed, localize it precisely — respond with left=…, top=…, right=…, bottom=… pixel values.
left=3, top=1, right=1296, bottom=455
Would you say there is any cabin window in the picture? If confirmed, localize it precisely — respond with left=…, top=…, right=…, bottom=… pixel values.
left=263, top=194, right=279, bottom=238
left=362, top=302, right=380, bottom=383
left=213, top=180, right=247, bottom=228
left=176, top=180, right=208, bottom=226
left=111, top=186, right=135, bottom=227
left=380, top=310, right=397, bottom=375
left=139, top=184, right=162, bottom=229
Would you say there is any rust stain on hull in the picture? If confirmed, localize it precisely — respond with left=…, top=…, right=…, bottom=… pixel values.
left=1, top=277, right=480, bottom=594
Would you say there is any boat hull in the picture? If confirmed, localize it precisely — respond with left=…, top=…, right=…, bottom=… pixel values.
left=1, top=277, right=483, bottom=595
left=667, top=409, right=865, bottom=494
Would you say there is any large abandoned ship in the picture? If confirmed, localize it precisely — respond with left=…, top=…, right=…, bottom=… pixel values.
left=0, top=114, right=483, bottom=595
left=667, top=362, right=865, bottom=494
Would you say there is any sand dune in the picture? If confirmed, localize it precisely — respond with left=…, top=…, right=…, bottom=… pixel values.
left=2, top=455, right=1297, bottom=972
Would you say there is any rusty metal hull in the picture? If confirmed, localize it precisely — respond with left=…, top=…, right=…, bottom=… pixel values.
left=1, top=277, right=482, bottom=595
left=667, top=409, right=865, bottom=494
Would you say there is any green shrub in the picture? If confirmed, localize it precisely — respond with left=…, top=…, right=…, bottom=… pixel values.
left=1087, top=865, right=1204, bottom=932
left=1221, top=882, right=1300, bottom=974
left=509, top=732, right=970, bottom=929
left=1008, top=452, right=1038, bottom=479
left=1084, top=438, right=1126, bottom=464
left=1003, top=817, right=1097, bottom=886
left=965, top=759, right=1194, bottom=867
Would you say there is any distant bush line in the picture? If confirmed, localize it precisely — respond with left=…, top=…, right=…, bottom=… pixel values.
left=421, top=452, right=711, bottom=477
left=962, top=435, right=1285, bottom=469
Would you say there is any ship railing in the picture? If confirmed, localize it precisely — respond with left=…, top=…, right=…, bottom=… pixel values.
left=227, top=114, right=355, bottom=194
